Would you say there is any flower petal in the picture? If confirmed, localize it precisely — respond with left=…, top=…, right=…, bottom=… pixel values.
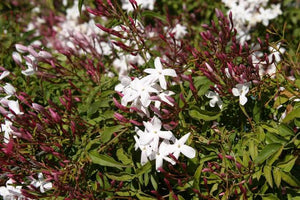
left=181, top=145, right=196, bottom=158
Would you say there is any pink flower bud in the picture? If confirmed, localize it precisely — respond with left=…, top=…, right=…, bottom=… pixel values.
left=15, top=44, right=28, bottom=53
left=12, top=52, right=22, bottom=65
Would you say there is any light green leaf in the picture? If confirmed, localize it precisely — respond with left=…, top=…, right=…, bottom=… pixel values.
left=116, top=148, right=132, bottom=165
left=273, top=168, right=281, bottom=188
left=283, top=107, right=300, bottom=123
left=266, top=145, right=283, bottom=166
left=254, top=143, right=282, bottom=165
left=150, top=175, right=158, bottom=191
left=136, top=162, right=152, bottom=177
left=249, top=140, right=258, bottom=160
left=261, top=194, right=280, bottom=200
left=89, top=151, right=130, bottom=168
left=280, top=171, right=300, bottom=187
left=106, top=172, right=135, bottom=181
left=277, top=156, right=298, bottom=172
left=263, top=165, right=273, bottom=188
left=193, top=163, right=203, bottom=191
left=101, top=125, right=123, bottom=143
left=278, top=124, right=294, bottom=137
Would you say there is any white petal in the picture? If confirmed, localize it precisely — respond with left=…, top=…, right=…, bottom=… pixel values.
left=158, top=76, right=167, bottom=90
left=163, top=69, right=177, bottom=77
left=154, top=57, right=163, bottom=71
left=232, top=88, right=240, bottom=96
left=181, top=145, right=196, bottom=158
left=239, top=95, right=248, bottom=105
left=178, top=132, right=191, bottom=145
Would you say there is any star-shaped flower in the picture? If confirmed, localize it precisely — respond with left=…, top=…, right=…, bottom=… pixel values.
left=205, top=91, right=223, bottom=109
left=169, top=132, right=196, bottom=159
left=139, top=116, right=174, bottom=151
left=30, top=173, right=53, bottom=193
left=232, top=82, right=251, bottom=105
left=144, top=57, right=177, bottom=90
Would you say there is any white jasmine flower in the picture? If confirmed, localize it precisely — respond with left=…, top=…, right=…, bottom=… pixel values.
left=121, top=0, right=156, bottom=12
left=139, top=116, right=174, bottom=151
left=1, top=119, right=13, bottom=143
left=232, top=82, right=251, bottom=105
left=171, top=24, right=188, bottom=40
left=3, top=83, right=16, bottom=97
left=30, top=173, right=53, bottom=193
left=0, top=179, right=24, bottom=200
left=205, top=91, right=223, bottom=109
left=170, top=132, right=196, bottom=159
left=155, top=140, right=175, bottom=170
left=8, top=100, right=23, bottom=115
left=121, top=77, right=159, bottom=107
left=22, top=55, right=37, bottom=76
left=144, top=57, right=177, bottom=90
left=134, top=135, right=153, bottom=165
left=154, top=91, right=175, bottom=108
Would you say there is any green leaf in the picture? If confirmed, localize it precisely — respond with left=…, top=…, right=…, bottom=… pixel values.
left=283, top=107, right=300, bottom=123
left=142, top=11, right=167, bottom=22
left=193, top=163, right=203, bottom=191
left=261, top=194, right=280, bottom=200
left=249, top=140, right=258, bottom=160
left=264, top=165, right=273, bottom=188
left=136, top=162, right=152, bottom=177
left=277, top=156, right=298, bottom=172
left=266, top=145, right=283, bottom=166
left=280, top=171, right=300, bottom=187
left=106, top=172, right=135, bottom=181
left=254, top=143, right=283, bottom=165
left=136, top=193, right=156, bottom=200
left=150, top=175, right=158, bottom=190
left=116, top=148, right=132, bottom=165
left=189, top=108, right=221, bottom=121
left=78, top=0, right=84, bottom=14
left=89, top=151, right=130, bottom=168
left=278, top=124, right=294, bottom=137
left=273, top=168, right=281, bottom=188
left=101, top=125, right=123, bottom=143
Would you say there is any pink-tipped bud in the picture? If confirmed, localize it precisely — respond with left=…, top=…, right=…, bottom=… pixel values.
left=225, top=155, right=235, bottom=160
left=15, top=44, right=28, bottom=53
left=114, top=113, right=129, bottom=123
left=12, top=52, right=22, bottom=65
left=49, top=108, right=61, bottom=123
left=38, top=51, right=52, bottom=59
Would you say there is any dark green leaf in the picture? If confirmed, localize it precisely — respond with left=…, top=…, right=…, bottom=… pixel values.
left=254, top=143, right=282, bottom=165
left=189, top=108, right=221, bottom=121
left=78, top=0, right=84, bottom=14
